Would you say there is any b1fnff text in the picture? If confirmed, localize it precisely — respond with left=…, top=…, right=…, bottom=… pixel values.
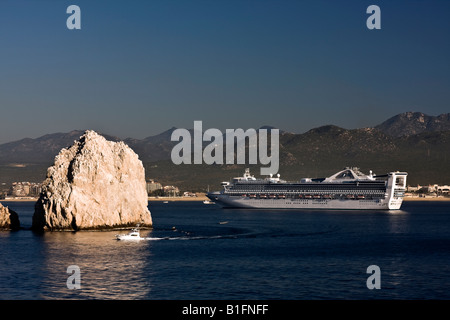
left=227, top=304, right=268, bottom=315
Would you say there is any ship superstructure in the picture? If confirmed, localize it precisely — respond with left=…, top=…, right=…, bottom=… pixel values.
left=206, top=167, right=407, bottom=210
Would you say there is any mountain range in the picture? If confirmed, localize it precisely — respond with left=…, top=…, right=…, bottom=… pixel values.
left=1, top=111, right=449, bottom=190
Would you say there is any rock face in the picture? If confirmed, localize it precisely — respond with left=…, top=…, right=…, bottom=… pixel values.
left=0, top=203, right=20, bottom=230
left=32, top=130, right=152, bottom=231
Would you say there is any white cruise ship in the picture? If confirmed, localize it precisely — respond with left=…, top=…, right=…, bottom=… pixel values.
left=206, top=167, right=407, bottom=210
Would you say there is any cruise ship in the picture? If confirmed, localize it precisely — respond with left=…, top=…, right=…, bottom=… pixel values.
left=206, top=167, right=407, bottom=210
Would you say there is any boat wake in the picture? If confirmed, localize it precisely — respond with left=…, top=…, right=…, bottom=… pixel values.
left=141, top=235, right=234, bottom=241
left=140, top=226, right=252, bottom=241
left=116, top=223, right=341, bottom=242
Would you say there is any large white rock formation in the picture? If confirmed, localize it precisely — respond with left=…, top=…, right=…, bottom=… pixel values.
left=32, top=130, right=152, bottom=231
left=0, top=203, right=20, bottom=230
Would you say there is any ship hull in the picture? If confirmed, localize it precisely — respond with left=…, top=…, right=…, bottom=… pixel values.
left=207, top=168, right=407, bottom=210
left=207, top=193, right=404, bottom=210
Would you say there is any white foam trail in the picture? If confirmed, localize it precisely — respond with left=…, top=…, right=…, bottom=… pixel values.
left=143, top=237, right=165, bottom=241
left=142, top=235, right=230, bottom=241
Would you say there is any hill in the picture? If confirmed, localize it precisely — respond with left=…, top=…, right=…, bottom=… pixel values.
left=1, top=112, right=449, bottom=190
left=375, top=112, right=450, bottom=137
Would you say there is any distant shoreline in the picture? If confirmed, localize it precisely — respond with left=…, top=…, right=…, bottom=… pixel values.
left=403, top=196, right=450, bottom=201
left=148, top=194, right=208, bottom=202
left=1, top=196, right=449, bottom=203
left=0, top=198, right=37, bottom=202
left=0, top=195, right=210, bottom=202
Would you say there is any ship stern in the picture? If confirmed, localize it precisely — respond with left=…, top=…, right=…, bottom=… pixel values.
left=386, top=172, right=408, bottom=210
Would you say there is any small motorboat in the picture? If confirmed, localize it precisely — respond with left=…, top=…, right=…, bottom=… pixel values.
left=115, top=228, right=145, bottom=241
left=203, top=200, right=215, bottom=204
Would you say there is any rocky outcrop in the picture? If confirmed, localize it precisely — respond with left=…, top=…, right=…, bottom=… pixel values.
left=0, top=203, right=20, bottom=230
left=32, top=130, right=152, bottom=231
left=375, top=112, right=450, bottom=137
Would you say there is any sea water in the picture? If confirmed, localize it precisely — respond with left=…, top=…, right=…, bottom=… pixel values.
left=0, top=200, right=449, bottom=300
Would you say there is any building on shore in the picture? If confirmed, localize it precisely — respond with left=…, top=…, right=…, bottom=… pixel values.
left=146, top=179, right=163, bottom=194
left=146, top=179, right=182, bottom=197
left=418, top=184, right=450, bottom=194
left=163, top=185, right=180, bottom=197
left=406, top=184, right=450, bottom=197
left=407, top=185, right=422, bottom=192
left=9, top=182, right=42, bottom=197
left=433, top=184, right=450, bottom=194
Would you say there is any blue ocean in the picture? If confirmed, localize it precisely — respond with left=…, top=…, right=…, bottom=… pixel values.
left=0, top=200, right=449, bottom=300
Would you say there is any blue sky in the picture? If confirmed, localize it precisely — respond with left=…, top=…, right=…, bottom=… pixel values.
left=0, top=0, right=449, bottom=143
